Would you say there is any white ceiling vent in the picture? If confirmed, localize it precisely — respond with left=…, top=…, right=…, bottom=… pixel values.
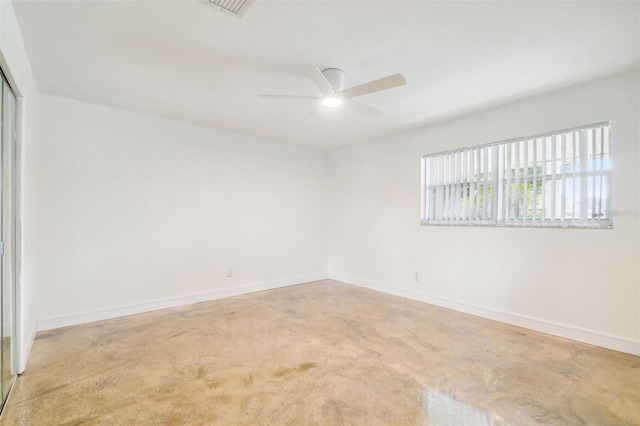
left=206, top=0, right=254, bottom=18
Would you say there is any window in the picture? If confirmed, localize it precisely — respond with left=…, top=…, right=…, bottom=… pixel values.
left=421, top=122, right=612, bottom=228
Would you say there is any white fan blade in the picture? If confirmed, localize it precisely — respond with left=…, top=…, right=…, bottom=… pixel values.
left=306, top=67, right=335, bottom=96
left=344, top=100, right=385, bottom=119
left=259, top=94, right=322, bottom=99
left=339, top=74, right=406, bottom=99
left=305, top=107, right=319, bottom=121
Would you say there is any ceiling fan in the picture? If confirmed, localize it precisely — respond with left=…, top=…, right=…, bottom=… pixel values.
left=259, top=68, right=406, bottom=120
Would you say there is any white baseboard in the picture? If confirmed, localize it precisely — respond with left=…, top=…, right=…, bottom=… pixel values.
left=37, top=273, right=329, bottom=332
left=331, top=274, right=640, bottom=356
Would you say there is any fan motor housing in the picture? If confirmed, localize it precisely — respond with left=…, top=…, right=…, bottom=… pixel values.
left=321, top=68, right=345, bottom=92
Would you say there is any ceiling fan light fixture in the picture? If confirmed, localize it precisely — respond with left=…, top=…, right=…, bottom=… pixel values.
left=322, top=97, right=342, bottom=108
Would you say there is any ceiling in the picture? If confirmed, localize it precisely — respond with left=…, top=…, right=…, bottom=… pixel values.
left=12, top=0, right=640, bottom=150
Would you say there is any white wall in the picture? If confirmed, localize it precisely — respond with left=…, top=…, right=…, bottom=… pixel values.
left=328, top=71, right=640, bottom=355
left=33, top=72, right=640, bottom=357
left=1, top=1, right=39, bottom=372
left=35, top=94, right=328, bottom=328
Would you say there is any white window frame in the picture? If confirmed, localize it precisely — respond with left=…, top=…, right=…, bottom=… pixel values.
left=421, top=122, right=612, bottom=228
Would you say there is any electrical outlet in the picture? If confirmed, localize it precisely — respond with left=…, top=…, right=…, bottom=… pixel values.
left=226, top=268, right=233, bottom=278
left=414, top=272, right=420, bottom=281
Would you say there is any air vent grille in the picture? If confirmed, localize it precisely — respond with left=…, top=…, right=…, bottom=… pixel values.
left=207, top=0, right=253, bottom=18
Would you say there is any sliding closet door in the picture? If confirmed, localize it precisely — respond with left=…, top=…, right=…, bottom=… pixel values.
left=0, top=75, right=16, bottom=406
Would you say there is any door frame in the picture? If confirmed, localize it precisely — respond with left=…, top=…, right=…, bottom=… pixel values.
left=0, top=51, right=23, bottom=382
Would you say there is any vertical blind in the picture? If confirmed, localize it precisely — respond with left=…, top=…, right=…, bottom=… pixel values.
left=421, top=122, right=612, bottom=228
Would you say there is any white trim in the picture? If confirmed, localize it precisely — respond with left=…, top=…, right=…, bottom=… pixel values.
left=330, top=274, right=639, bottom=356
left=17, top=323, right=34, bottom=374
left=0, top=61, right=22, bottom=389
left=332, top=274, right=407, bottom=299
left=0, top=47, right=28, bottom=384
left=37, top=273, right=328, bottom=332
